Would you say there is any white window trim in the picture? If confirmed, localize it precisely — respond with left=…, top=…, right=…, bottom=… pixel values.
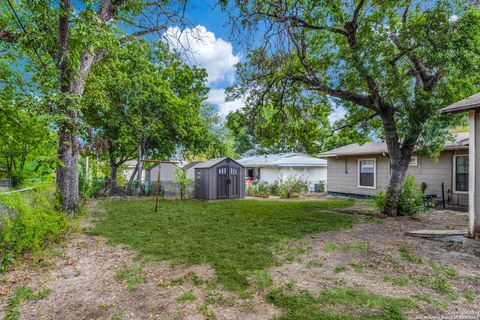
left=358, top=158, right=376, bottom=189
left=453, top=154, right=469, bottom=194
left=409, top=156, right=418, bottom=166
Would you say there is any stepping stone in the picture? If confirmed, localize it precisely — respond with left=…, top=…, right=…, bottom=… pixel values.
left=405, top=229, right=468, bottom=238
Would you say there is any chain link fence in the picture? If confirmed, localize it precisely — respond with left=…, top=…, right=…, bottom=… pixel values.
left=80, top=179, right=194, bottom=199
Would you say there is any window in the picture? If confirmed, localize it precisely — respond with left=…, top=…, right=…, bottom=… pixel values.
left=454, top=155, right=469, bottom=193
left=230, top=167, right=238, bottom=175
left=247, top=168, right=254, bottom=178
left=409, top=156, right=418, bottom=166
left=358, top=159, right=376, bottom=189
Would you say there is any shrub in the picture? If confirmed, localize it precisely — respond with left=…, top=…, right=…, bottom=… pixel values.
left=269, top=182, right=280, bottom=196
left=314, top=181, right=327, bottom=193
left=399, top=175, right=426, bottom=216
left=80, top=179, right=106, bottom=198
left=246, top=181, right=270, bottom=198
left=0, top=181, right=68, bottom=271
left=174, top=168, right=192, bottom=199
left=278, top=175, right=309, bottom=198
left=373, top=175, right=425, bottom=216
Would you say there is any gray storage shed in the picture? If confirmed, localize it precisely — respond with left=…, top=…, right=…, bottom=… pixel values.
left=194, top=158, right=245, bottom=200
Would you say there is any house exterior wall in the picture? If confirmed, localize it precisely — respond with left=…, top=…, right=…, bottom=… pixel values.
left=327, top=150, right=468, bottom=206
left=147, top=163, right=178, bottom=182
left=255, top=166, right=327, bottom=190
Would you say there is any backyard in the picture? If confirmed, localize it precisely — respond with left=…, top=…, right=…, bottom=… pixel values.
left=1, top=198, right=479, bottom=320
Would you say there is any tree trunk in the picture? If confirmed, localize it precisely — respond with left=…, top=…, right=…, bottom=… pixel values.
left=134, top=139, right=145, bottom=195
left=109, top=158, right=118, bottom=188
left=383, top=156, right=410, bottom=216
left=56, top=113, right=80, bottom=212
left=379, top=108, right=417, bottom=216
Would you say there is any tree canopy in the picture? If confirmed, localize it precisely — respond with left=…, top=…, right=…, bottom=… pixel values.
left=226, top=0, right=480, bottom=214
left=82, top=41, right=214, bottom=182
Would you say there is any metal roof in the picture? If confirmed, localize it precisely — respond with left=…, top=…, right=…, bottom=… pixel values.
left=320, top=132, right=469, bottom=157
left=195, top=157, right=244, bottom=169
left=441, top=92, right=480, bottom=114
left=237, top=153, right=327, bottom=168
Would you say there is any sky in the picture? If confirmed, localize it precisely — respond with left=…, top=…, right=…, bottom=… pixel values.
left=163, top=0, right=246, bottom=117
left=162, top=0, right=347, bottom=123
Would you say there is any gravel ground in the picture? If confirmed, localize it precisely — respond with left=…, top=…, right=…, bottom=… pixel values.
left=0, top=201, right=478, bottom=320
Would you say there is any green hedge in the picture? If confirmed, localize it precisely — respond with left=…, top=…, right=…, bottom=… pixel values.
left=0, top=182, right=68, bottom=271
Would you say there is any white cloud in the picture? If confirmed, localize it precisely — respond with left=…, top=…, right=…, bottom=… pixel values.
left=449, top=15, right=458, bottom=23
left=207, top=88, right=244, bottom=117
left=164, top=25, right=240, bottom=85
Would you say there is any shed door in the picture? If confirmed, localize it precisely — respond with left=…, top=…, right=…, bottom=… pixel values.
left=217, top=166, right=229, bottom=199
left=229, top=166, right=240, bottom=198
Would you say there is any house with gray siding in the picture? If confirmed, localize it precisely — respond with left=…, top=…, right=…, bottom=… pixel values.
left=321, top=133, right=469, bottom=206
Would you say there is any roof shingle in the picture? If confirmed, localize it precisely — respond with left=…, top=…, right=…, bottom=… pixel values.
left=320, top=132, right=469, bottom=157
left=441, top=92, right=480, bottom=114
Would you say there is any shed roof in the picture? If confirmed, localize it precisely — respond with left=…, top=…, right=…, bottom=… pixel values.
left=320, top=132, right=469, bottom=157
left=238, top=153, right=327, bottom=168
left=195, top=157, right=244, bottom=169
left=145, top=161, right=179, bottom=170
left=441, top=92, right=480, bottom=114
left=182, top=161, right=202, bottom=171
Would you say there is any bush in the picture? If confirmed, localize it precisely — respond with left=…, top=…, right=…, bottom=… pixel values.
left=269, top=182, right=280, bottom=196
left=81, top=179, right=107, bottom=198
left=278, top=175, right=310, bottom=198
left=373, top=175, right=426, bottom=216
left=399, top=175, right=426, bottom=216
left=174, top=167, right=193, bottom=199
left=0, top=182, right=68, bottom=271
left=314, top=181, right=327, bottom=193
left=246, top=181, right=270, bottom=198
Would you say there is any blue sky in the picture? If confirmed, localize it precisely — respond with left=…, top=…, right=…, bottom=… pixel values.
left=161, top=0, right=247, bottom=117
left=163, top=0, right=347, bottom=123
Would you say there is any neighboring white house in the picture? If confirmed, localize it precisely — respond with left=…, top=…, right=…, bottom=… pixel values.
left=122, top=160, right=181, bottom=182
left=122, top=160, right=139, bottom=181
left=237, top=153, right=327, bottom=191
left=145, top=162, right=180, bottom=182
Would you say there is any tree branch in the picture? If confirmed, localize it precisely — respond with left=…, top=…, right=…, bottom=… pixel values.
left=390, top=33, right=443, bottom=91
left=286, top=25, right=377, bottom=111
left=256, top=9, right=348, bottom=36
left=0, top=30, right=16, bottom=42
left=120, top=25, right=168, bottom=43
left=287, top=74, right=375, bottom=109
left=329, top=112, right=377, bottom=136
left=351, top=0, right=366, bottom=27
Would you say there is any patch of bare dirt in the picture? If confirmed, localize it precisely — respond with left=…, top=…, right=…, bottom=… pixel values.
left=1, top=236, right=278, bottom=320
left=1, top=201, right=478, bottom=320
left=270, top=209, right=480, bottom=319
left=0, top=203, right=279, bottom=320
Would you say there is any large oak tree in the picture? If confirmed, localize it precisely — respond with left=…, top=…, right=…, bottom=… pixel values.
left=226, top=0, right=480, bottom=215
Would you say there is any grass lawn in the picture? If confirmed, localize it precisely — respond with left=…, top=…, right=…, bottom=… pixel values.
left=90, top=198, right=356, bottom=292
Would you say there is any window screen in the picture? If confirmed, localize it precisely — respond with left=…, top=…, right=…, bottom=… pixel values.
left=455, top=156, right=468, bottom=192
left=359, top=160, right=375, bottom=187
